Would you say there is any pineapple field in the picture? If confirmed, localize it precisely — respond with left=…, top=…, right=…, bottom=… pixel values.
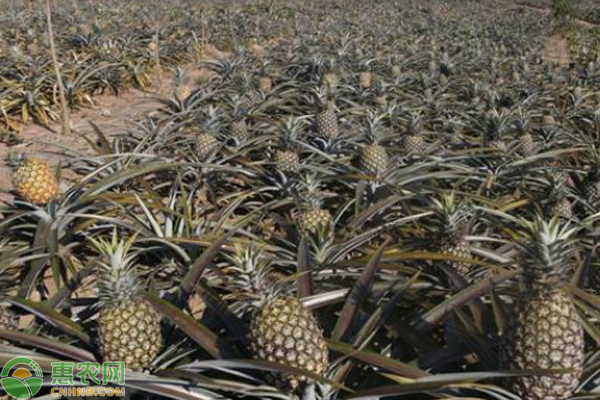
left=3, top=0, right=600, bottom=399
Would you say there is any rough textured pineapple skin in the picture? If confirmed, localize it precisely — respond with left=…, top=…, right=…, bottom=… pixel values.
left=175, top=85, right=193, bottom=101
left=360, top=144, right=389, bottom=177
left=298, top=208, right=332, bottom=235
left=12, top=158, right=58, bottom=204
left=250, top=296, right=328, bottom=391
left=502, top=289, right=583, bottom=400
left=230, top=119, right=249, bottom=143
left=440, top=240, right=472, bottom=276
left=275, top=150, right=300, bottom=174
left=519, top=133, right=536, bottom=157
left=551, top=198, right=572, bottom=220
left=196, top=133, right=219, bottom=159
left=487, top=140, right=507, bottom=153
left=315, top=102, right=339, bottom=139
left=403, top=134, right=427, bottom=154
left=99, top=301, right=162, bottom=371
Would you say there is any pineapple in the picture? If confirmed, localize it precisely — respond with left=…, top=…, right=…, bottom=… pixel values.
left=513, top=112, right=536, bottom=157
left=226, top=95, right=250, bottom=145
left=401, top=112, right=427, bottom=155
left=546, top=171, right=573, bottom=220
left=502, top=218, right=583, bottom=400
left=174, top=68, right=193, bottom=102
left=313, top=88, right=339, bottom=140
left=296, top=174, right=332, bottom=237
left=360, top=113, right=389, bottom=178
left=223, top=246, right=328, bottom=392
left=10, top=154, right=58, bottom=205
left=91, top=233, right=162, bottom=371
left=581, top=164, right=600, bottom=206
left=274, top=117, right=303, bottom=174
left=431, top=193, right=473, bottom=276
left=196, top=132, right=219, bottom=160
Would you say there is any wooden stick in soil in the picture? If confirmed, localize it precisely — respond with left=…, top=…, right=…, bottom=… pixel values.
left=45, top=0, right=71, bottom=135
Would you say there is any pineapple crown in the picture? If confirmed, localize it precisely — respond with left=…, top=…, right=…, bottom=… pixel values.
left=278, top=116, right=305, bottom=149
left=5, top=152, right=28, bottom=169
left=512, top=108, right=531, bottom=136
left=222, top=244, right=285, bottom=307
left=546, top=170, right=570, bottom=199
left=402, top=110, right=424, bottom=136
left=90, top=231, right=145, bottom=306
left=225, top=93, right=249, bottom=120
left=361, top=111, right=387, bottom=145
left=517, top=216, right=579, bottom=289
left=297, top=173, right=327, bottom=210
left=478, top=108, right=512, bottom=141
left=174, top=67, right=190, bottom=87
left=430, top=192, right=470, bottom=241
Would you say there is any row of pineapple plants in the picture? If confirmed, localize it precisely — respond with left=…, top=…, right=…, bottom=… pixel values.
left=3, top=0, right=600, bottom=399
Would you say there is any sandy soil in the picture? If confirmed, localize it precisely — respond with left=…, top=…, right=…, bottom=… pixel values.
left=0, top=47, right=225, bottom=203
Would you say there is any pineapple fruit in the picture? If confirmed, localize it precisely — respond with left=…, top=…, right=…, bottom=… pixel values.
left=224, top=246, right=328, bottom=392
left=314, top=88, right=339, bottom=140
left=360, top=113, right=389, bottom=178
left=92, top=234, right=162, bottom=371
left=250, top=296, right=329, bottom=391
left=274, top=117, right=302, bottom=174
left=296, top=174, right=332, bottom=236
left=401, top=113, right=427, bottom=155
left=502, top=218, right=583, bottom=400
left=431, top=193, right=473, bottom=276
left=10, top=155, right=58, bottom=205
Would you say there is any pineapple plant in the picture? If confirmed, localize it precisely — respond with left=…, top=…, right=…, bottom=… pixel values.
left=296, top=174, right=333, bottom=237
left=91, top=233, right=162, bottom=371
left=223, top=246, right=328, bottom=392
left=359, top=113, right=389, bottom=178
left=431, top=193, right=473, bottom=276
left=9, top=154, right=58, bottom=205
left=502, top=217, right=583, bottom=400
left=477, top=109, right=511, bottom=153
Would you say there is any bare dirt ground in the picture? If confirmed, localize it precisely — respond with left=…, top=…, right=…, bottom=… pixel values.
left=543, top=34, right=572, bottom=66
left=0, top=48, right=225, bottom=202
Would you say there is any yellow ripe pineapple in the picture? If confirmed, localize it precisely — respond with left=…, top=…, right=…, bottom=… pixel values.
left=223, top=246, right=328, bottom=392
left=91, top=233, right=162, bottom=372
left=502, top=217, right=583, bottom=400
left=10, top=154, right=58, bottom=205
left=359, top=113, right=389, bottom=178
